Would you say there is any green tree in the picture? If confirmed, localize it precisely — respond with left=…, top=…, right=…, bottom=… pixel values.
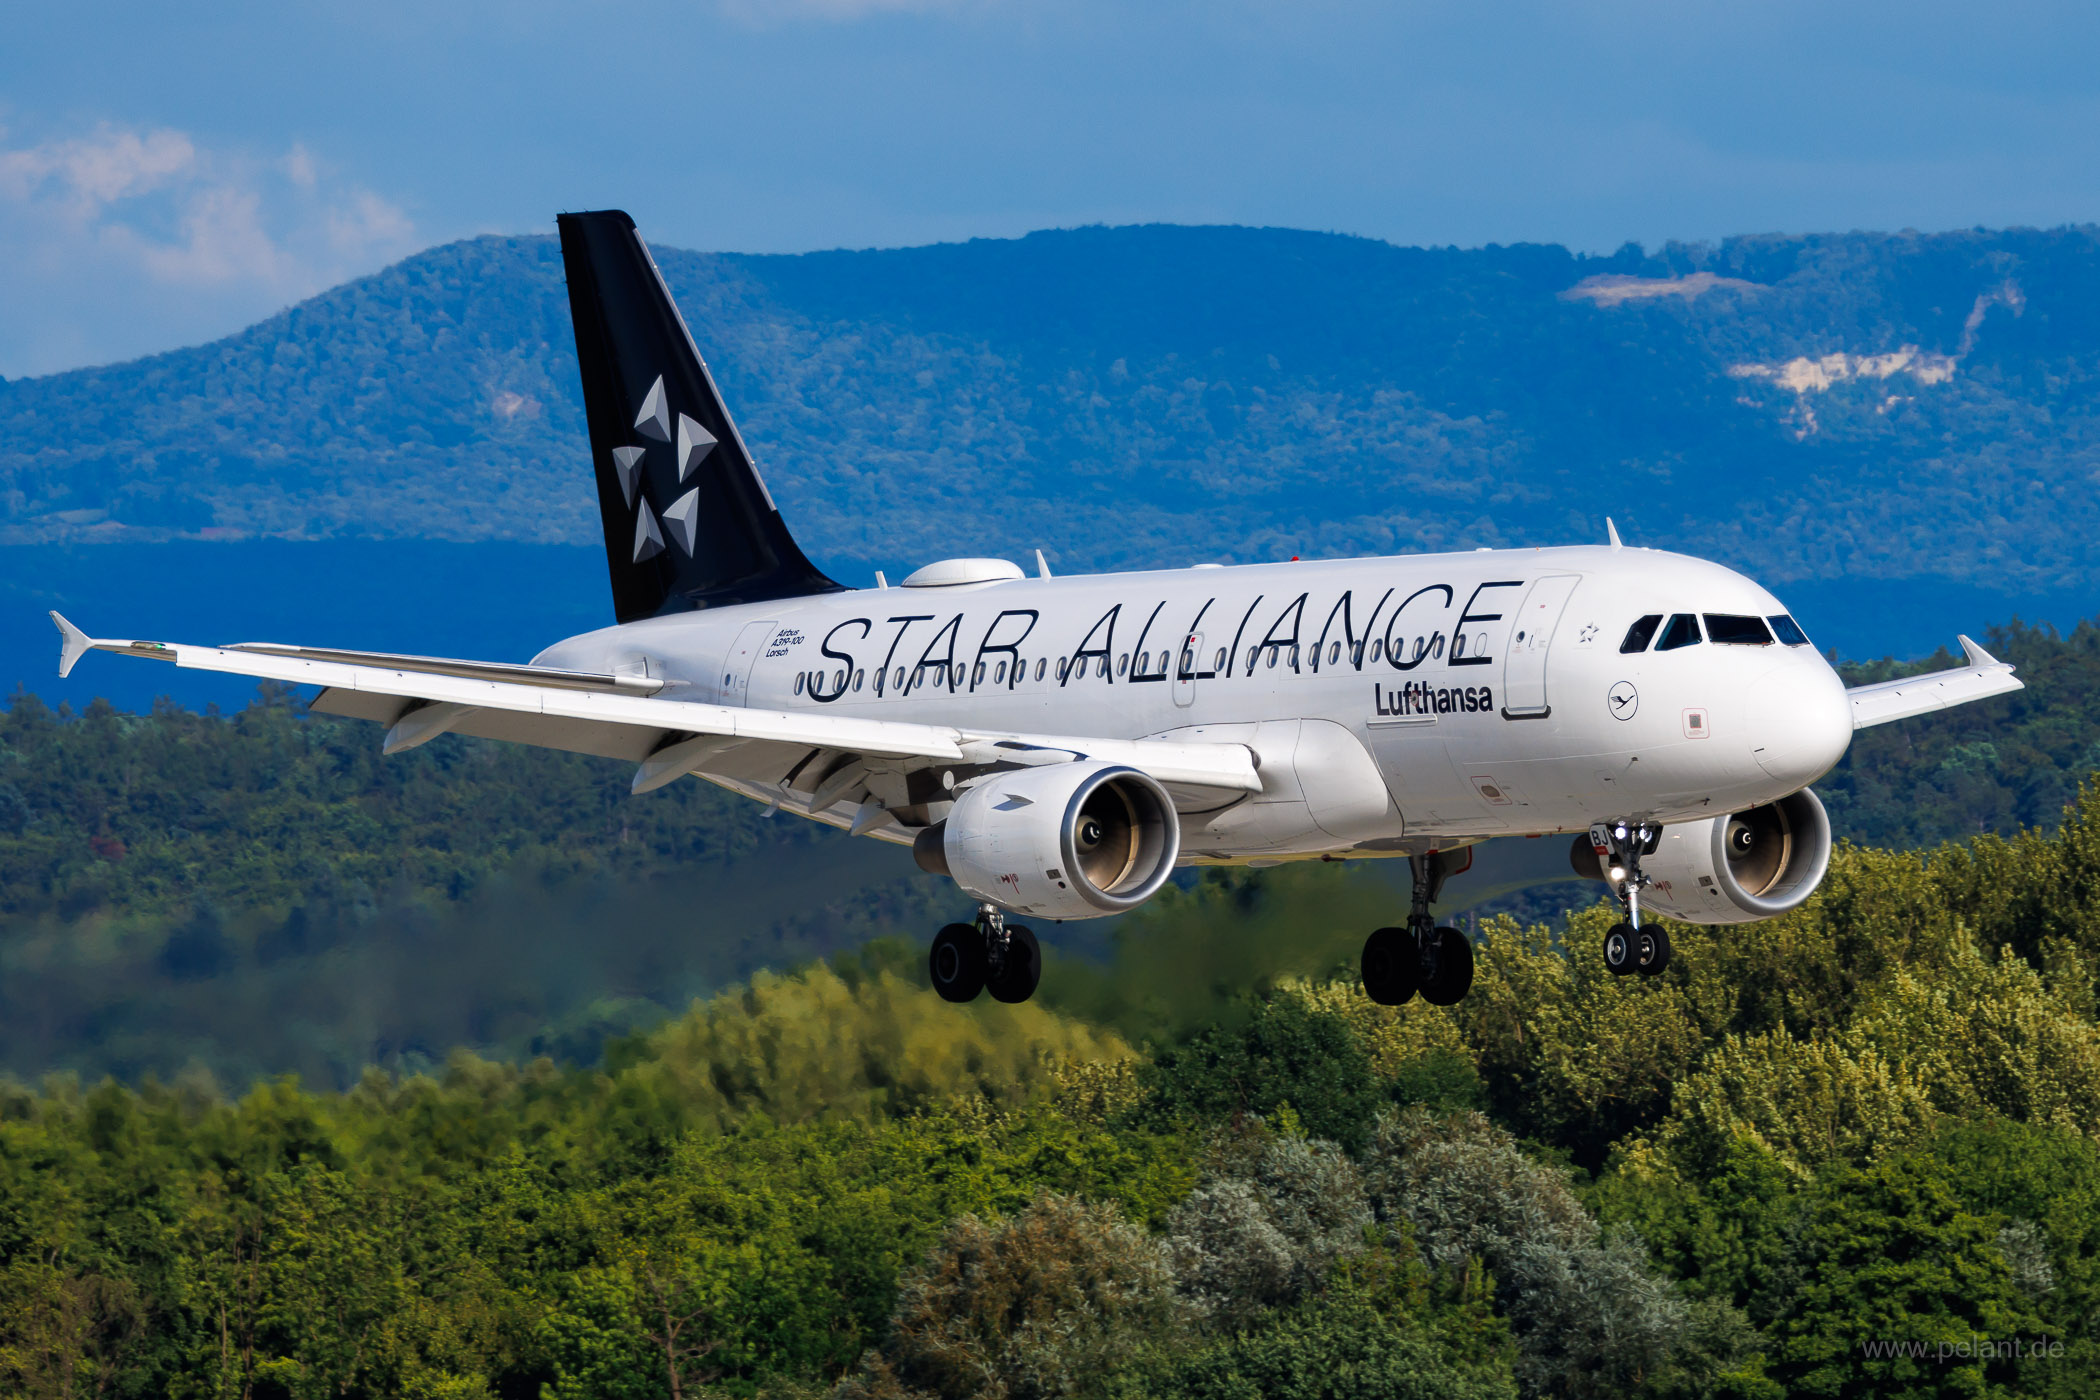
left=1772, top=1154, right=2044, bottom=1399
left=1139, top=994, right=1383, bottom=1152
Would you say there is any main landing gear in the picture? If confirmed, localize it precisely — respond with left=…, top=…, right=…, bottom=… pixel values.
left=1361, top=851, right=1475, bottom=1007
left=1592, top=820, right=1672, bottom=979
left=929, top=903, right=1042, bottom=1004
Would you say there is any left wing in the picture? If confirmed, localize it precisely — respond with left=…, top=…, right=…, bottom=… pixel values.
left=50, top=614, right=1261, bottom=839
left=1846, top=634, right=2023, bottom=729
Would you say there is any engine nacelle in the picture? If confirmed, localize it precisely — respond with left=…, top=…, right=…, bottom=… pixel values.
left=1575, top=788, right=1833, bottom=926
left=913, top=762, right=1181, bottom=920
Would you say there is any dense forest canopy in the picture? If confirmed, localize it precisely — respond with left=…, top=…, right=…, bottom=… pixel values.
left=5, top=787, right=2100, bottom=1396
left=5, top=223, right=2100, bottom=598
left=0, top=626, right=2097, bottom=1394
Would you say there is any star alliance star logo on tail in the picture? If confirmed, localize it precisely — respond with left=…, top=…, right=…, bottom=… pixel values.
left=611, top=374, right=717, bottom=562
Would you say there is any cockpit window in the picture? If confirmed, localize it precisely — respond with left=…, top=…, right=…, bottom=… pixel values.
left=1655, top=613, right=1703, bottom=651
left=1769, top=614, right=1811, bottom=646
left=1620, top=614, right=1663, bottom=653
left=1704, top=614, right=1775, bottom=645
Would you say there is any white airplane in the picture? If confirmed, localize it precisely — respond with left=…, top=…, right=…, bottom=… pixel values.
left=51, top=210, right=2024, bottom=1008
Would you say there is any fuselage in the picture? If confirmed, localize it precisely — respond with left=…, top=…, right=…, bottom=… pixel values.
left=533, top=543, right=1854, bottom=859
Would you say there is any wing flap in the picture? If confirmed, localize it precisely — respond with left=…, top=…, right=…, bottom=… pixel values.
left=54, top=613, right=1262, bottom=797
left=1847, top=634, right=2024, bottom=729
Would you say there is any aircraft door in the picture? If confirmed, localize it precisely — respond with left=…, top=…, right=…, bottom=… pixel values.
left=1500, top=575, right=1580, bottom=718
left=719, top=619, right=779, bottom=707
left=1174, top=632, right=1203, bottom=707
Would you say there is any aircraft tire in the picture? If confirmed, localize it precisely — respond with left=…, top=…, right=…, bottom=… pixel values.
left=1603, top=923, right=1639, bottom=976
left=1635, top=925, right=1672, bottom=978
left=1361, top=926, right=1418, bottom=1006
left=987, top=925, right=1042, bottom=1004
left=1419, top=926, right=1474, bottom=1006
left=930, top=923, right=987, bottom=1002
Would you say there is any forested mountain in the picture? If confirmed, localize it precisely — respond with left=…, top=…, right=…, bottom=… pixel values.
left=5, top=222, right=2100, bottom=601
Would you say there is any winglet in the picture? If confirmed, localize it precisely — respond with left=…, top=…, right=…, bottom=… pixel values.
left=50, top=611, right=94, bottom=679
left=1957, top=634, right=2007, bottom=670
left=1035, top=549, right=1053, bottom=579
left=1605, top=518, right=1623, bottom=550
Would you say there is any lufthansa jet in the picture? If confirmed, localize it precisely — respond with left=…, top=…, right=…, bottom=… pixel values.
left=51, top=211, right=2024, bottom=1008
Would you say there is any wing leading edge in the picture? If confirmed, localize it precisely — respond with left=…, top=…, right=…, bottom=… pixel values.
left=48, top=615, right=1262, bottom=830
left=1845, top=634, right=2023, bottom=729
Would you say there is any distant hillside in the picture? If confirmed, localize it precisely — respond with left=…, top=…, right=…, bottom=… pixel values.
left=5, top=224, right=2100, bottom=594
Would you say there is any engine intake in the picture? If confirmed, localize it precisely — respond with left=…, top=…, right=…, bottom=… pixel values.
left=914, top=762, right=1181, bottom=920
left=1572, top=788, right=1832, bottom=926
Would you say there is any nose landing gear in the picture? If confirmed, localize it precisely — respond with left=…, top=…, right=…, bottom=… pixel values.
left=930, top=903, right=1042, bottom=1004
left=1362, top=851, right=1475, bottom=1007
left=1592, top=820, right=1672, bottom=979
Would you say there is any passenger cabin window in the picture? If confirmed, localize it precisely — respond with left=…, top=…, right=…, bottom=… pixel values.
left=1621, top=614, right=1663, bottom=653
left=1769, top=614, right=1811, bottom=646
left=1704, top=614, right=1775, bottom=646
left=1656, top=614, right=1703, bottom=651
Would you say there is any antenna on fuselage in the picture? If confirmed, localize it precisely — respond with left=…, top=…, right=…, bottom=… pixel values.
left=1035, top=549, right=1054, bottom=579
left=1605, top=518, right=1624, bottom=550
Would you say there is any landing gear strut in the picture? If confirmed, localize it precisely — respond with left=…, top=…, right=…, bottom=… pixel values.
left=1593, top=820, right=1671, bottom=979
left=930, top=903, right=1041, bottom=1004
left=1361, top=851, right=1474, bottom=1007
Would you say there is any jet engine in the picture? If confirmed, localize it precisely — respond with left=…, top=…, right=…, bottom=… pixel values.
left=913, top=762, right=1181, bottom=920
left=1574, top=788, right=1832, bottom=926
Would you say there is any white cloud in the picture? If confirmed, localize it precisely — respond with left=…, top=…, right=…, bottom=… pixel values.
left=0, top=122, right=417, bottom=375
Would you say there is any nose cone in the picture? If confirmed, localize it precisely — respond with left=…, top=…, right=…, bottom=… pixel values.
left=1746, top=660, right=1852, bottom=789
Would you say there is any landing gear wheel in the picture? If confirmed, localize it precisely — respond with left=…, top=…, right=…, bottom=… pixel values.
left=1635, top=925, right=1672, bottom=978
left=987, top=924, right=1042, bottom=1004
left=1603, top=922, right=1638, bottom=977
left=929, top=923, right=986, bottom=1002
left=1361, top=926, right=1419, bottom=1006
left=1419, top=926, right=1475, bottom=1006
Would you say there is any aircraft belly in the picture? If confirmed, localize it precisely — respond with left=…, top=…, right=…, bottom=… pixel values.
left=1364, top=718, right=1496, bottom=833
left=1159, top=717, right=1402, bottom=855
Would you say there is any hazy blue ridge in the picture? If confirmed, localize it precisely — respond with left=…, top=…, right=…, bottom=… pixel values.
left=4, top=222, right=2100, bottom=606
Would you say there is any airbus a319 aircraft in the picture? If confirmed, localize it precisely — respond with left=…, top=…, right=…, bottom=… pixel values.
left=53, top=211, right=2025, bottom=1008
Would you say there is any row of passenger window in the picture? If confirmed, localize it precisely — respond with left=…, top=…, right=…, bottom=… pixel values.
left=1620, top=612, right=1811, bottom=654
left=792, top=631, right=1491, bottom=698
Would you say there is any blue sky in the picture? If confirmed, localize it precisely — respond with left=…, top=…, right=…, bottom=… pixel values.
left=3, top=0, right=2096, bottom=379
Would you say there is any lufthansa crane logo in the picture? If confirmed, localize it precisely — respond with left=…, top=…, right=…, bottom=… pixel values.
left=609, top=374, right=717, bottom=563
left=1608, top=681, right=1639, bottom=721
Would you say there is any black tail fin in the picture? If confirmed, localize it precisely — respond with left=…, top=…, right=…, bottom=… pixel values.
left=557, top=209, right=843, bottom=622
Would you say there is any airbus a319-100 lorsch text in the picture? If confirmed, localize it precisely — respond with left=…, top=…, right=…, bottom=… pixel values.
left=52, top=211, right=2025, bottom=1007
